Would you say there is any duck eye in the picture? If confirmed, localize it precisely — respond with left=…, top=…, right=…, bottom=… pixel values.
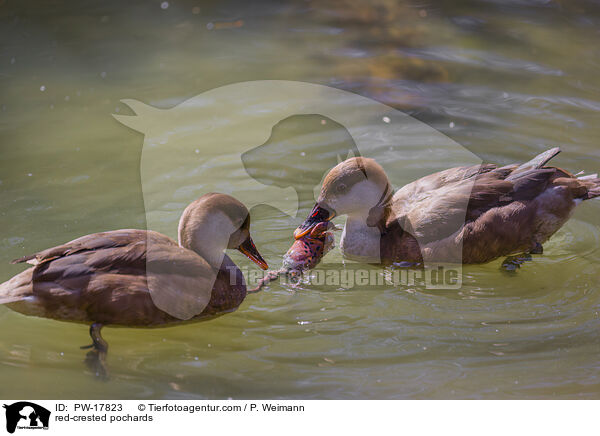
left=336, top=183, right=347, bottom=194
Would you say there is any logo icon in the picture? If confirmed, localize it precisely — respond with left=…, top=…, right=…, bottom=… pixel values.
left=3, top=402, right=50, bottom=434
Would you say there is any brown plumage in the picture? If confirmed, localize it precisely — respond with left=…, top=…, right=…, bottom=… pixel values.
left=295, top=148, right=600, bottom=265
left=0, top=193, right=268, bottom=375
left=4, top=230, right=245, bottom=326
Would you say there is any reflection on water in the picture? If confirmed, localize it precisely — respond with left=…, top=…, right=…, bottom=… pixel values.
left=0, top=0, right=599, bottom=399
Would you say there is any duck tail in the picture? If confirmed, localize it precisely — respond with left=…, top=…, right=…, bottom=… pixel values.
left=578, top=174, right=600, bottom=200
left=0, top=269, right=33, bottom=305
left=0, top=295, right=26, bottom=305
left=586, top=180, right=600, bottom=200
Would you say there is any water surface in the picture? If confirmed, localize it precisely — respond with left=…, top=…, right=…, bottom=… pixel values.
left=0, top=0, right=599, bottom=399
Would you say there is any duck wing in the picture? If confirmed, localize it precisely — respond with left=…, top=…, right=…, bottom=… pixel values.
left=391, top=148, right=569, bottom=243
left=506, top=146, right=561, bottom=178
left=390, top=164, right=507, bottom=244
left=9, top=230, right=218, bottom=323
left=11, top=229, right=155, bottom=266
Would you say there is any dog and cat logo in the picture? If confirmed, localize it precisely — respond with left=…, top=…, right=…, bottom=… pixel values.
left=2, top=402, right=50, bottom=433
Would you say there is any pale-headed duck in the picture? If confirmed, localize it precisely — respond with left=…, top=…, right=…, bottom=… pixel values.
left=0, top=193, right=268, bottom=375
left=294, top=148, right=599, bottom=267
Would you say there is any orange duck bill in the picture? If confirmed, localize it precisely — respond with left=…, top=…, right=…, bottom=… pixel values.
left=238, top=236, right=268, bottom=270
left=293, top=203, right=336, bottom=239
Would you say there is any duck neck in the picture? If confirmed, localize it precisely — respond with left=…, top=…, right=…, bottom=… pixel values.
left=339, top=183, right=393, bottom=263
left=190, top=239, right=226, bottom=270
left=340, top=211, right=383, bottom=263
left=178, top=214, right=230, bottom=270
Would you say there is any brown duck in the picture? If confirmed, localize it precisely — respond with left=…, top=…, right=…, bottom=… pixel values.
left=0, top=193, right=268, bottom=375
left=294, top=148, right=600, bottom=267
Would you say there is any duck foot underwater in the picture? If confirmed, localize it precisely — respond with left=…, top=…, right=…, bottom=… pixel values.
left=80, top=323, right=109, bottom=379
left=501, top=253, right=533, bottom=273
left=500, top=243, right=544, bottom=273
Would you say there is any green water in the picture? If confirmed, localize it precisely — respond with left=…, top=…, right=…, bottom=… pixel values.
left=1, top=0, right=599, bottom=399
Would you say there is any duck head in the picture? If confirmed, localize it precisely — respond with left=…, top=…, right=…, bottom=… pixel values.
left=178, top=193, right=268, bottom=270
left=294, top=157, right=391, bottom=239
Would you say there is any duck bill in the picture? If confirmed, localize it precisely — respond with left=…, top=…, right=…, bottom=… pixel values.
left=238, top=237, right=268, bottom=270
left=294, top=203, right=336, bottom=239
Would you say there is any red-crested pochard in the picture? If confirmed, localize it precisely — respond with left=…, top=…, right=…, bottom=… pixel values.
left=294, top=148, right=599, bottom=268
left=0, top=193, right=268, bottom=376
